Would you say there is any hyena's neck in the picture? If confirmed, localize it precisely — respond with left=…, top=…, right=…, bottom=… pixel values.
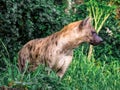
left=59, top=36, right=83, bottom=50
left=56, top=26, right=84, bottom=50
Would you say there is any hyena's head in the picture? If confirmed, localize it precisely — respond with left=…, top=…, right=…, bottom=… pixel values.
left=79, top=17, right=103, bottom=45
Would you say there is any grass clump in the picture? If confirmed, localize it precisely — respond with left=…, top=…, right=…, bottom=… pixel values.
left=63, top=47, right=120, bottom=90
left=0, top=57, right=65, bottom=90
left=0, top=46, right=120, bottom=90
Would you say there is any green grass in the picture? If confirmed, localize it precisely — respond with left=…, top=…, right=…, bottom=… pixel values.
left=62, top=48, right=120, bottom=90
left=0, top=47, right=120, bottom=90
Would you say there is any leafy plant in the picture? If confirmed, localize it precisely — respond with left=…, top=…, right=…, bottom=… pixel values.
left=62, top=46, right=120, bottom=90
left=0, top=56, right=66, bottom=90
left=0, top=0, right=73, bottom=62
left=0, top=47, right=119, bottom=90
left=86, top=0, right=116, bottom=60
left=0, top=0, right=120, bottom=89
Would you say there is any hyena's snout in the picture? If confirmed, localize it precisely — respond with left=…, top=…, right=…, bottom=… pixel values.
left=90, top=32, right=103, bottom=46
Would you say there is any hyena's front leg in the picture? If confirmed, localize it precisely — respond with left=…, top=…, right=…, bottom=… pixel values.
left=57, top=56, right=72, bottom=78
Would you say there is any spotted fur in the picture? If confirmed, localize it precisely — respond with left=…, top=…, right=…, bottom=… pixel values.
left=18, top=17, right=103, bottom=78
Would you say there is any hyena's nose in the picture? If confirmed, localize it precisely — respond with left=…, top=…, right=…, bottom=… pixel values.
left=90, top=35, right=103, bottom=46
left=96, top=36, right=103, bottom=45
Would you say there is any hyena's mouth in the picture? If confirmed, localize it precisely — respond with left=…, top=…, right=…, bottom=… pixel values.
left=90, top=41, right=101, bottom=46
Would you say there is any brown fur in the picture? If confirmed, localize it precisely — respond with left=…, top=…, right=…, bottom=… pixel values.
left=18, top=17, right=103, bottom=78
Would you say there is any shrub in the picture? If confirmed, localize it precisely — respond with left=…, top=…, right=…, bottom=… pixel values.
left=0, top=56, right=67, bottom=90
left=94, top=14, right=120, bottom=62
left=0, top=48, right=119, bottom=90
left=0, top=0, right=120, bottom=89
left=0, top=0, right=73, bottom=62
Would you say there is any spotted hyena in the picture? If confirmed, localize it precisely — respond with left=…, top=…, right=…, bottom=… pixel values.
left=18, top=17, right=103, bottom=78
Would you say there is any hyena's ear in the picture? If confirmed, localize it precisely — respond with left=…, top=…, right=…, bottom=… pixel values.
left=79, top=17, right=92, bottom=28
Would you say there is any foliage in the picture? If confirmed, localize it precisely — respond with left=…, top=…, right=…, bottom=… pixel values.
left=0, top=56, right=66, bottom=90
left=85, top=0, right=116, bottom=59
left=94, top=14, right=120, bottom=62
left=87, top=0, right=116, bottom=33
left=0, top=0, right=120, bottom=89
left=63, top=47, right=120, bottom=90
left=0, top=47, right=120, bottom=90
left=0, top=0, right=73, bottom=61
